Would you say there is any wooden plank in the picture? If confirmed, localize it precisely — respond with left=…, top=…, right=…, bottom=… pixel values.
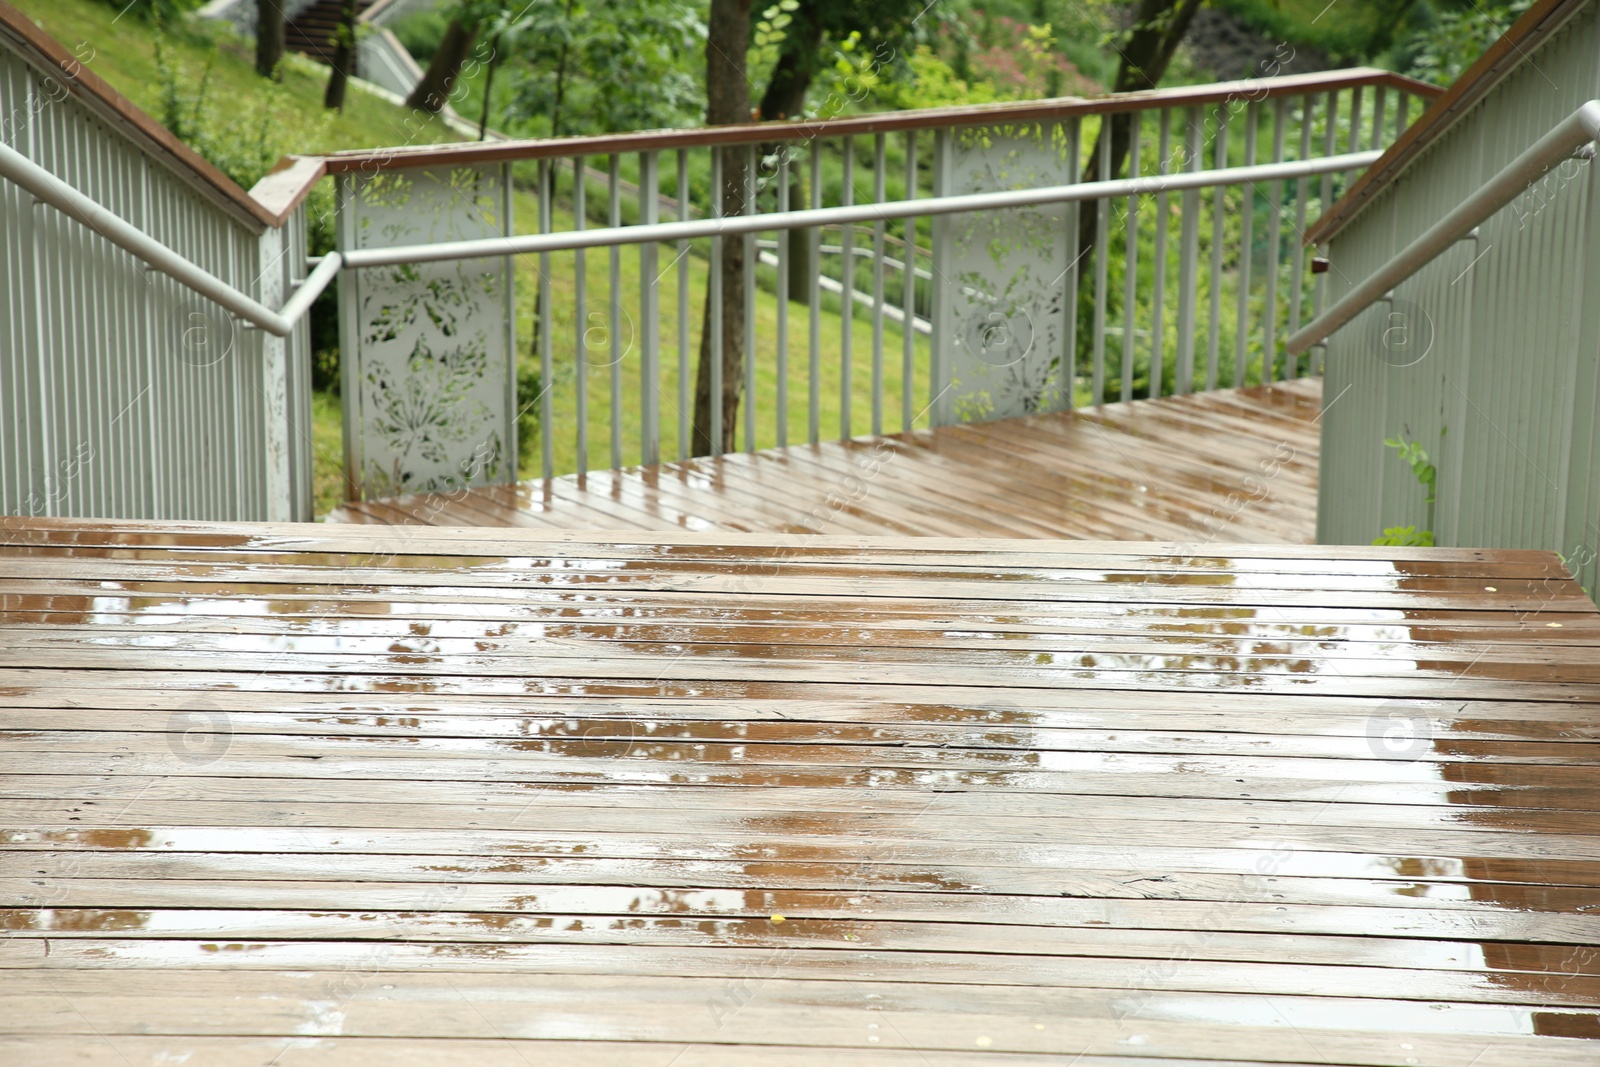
left=2, top=520, right=1597, bottom=1064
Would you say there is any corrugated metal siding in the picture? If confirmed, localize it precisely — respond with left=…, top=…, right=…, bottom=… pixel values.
left=1320, top=1, right=1600, bottom=594
left=0, top=45, right=311, bottom=521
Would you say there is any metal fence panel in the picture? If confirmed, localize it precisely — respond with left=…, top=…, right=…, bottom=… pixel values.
left=0, top=44, right=310, bottom=522
left=1319, top=3, right=1600, bottom=594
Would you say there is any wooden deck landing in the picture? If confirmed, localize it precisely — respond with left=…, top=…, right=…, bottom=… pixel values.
left=3, top=519, right=1600, bottom=1065
left=332, top=380, right=1322, bottom=542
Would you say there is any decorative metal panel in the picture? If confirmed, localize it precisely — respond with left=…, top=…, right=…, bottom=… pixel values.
left=931, top=122, right=1074, bottom=425
left=337, top=164, right=516, bottom=500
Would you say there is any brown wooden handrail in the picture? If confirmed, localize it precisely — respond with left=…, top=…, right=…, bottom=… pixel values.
left=251, top=66, right=1441, bottom=221
left=1306, top=0, right=1584, bottom=245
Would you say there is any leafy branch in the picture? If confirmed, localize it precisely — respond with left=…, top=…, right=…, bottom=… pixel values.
left=1373, top=430, right=1440, bottom=547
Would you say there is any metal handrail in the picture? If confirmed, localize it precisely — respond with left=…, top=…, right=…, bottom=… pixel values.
left=0, top=140, right=339, bottom=338
left=340, top=150, right=1383, bottom=269
left=4, top=134, right=1385, bottom=332
left=1287, top=100, right=1600, bottom=355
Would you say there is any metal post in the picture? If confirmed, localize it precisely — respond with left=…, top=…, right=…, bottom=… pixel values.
left=573, top=157, right=588, bottom=475
left=639, top=150, right=660, bottom=465
left=1121, top=114, right=1141, bottom=404
left=1176, top=108, right=1201, bottom=395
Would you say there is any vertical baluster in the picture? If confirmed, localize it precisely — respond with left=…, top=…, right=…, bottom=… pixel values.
left=639, top=150, right=660, bottom=465
left=537, top=160, right=553, bottom=480
left=1092, top=117, right=1110, bottom=406
left=1175, top=108, right=1201, bottom=395
left=573, top=156, right=588, bottom=475
left=1396, top=92, right=1410, bottom=139
left=608, top=154, right=622, bottom=469
left=902, top=131, right=918, bottom=431
left=1233, top=103, right=1257, bottom=388
left=1061, top=118, right=1081, bottom=409
left=1371, top=84, right=1388, bottom=152
left=1151, top=109, right=1171, bottom=399
left=776, top=148, right=790, bottom=449
left=744, top=143, right=757, bottom=454
left=1345, top=85, right=1364, bottom=192
left=1261, top=98, right=1286, bottom=384
left=710, top=149, right=723, bottom=456
left=1206, top=106, right=1228, bottom=391
left=1316, top=91, right=1337, bottom=376
left=809, top=147, right=821, bottom=444
left=1286, top=96, right=1312, bottom=380
left=840, top=136, right=854, bottom=438
left=1121, top=114, right=1141, bottom=404
left=676, top=150, right=690, bottom=460
left=871, top=133, right=887, bottom=435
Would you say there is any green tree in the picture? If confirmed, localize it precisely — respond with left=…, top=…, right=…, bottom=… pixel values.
left=503, top=0, right=702, bottom=138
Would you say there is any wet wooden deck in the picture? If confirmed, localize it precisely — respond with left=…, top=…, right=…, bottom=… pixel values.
left=332, top=380, right=1322, bottom=542
left=3, top=518, right=1600, bottom=1065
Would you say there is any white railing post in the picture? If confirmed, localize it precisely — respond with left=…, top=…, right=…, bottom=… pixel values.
left=1092, top=116, right=1110, bottom=405
left=1121, top=114, right=1142, bottom=404
left=709, top=148, right=724, bottom=456
left=1152, top=109, right=1171, bottom=398
left=1175, top=108, right=1201, bottom=395
left=639, top=150, right=660, bottom=466
left=608, top=154, right=623, bottom=469
left=573, top=156, right=588, bottom=476
left=776, top=148, right=790, bottom=449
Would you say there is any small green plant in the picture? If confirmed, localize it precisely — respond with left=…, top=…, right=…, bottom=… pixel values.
left=1373, top=430, right=1440, bottom=547
left=1374, top=524, right=1435, bottom=547
left=748, top=0, right=799, bottom=86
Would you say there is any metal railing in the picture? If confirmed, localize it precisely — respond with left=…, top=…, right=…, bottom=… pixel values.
left=0, top=17, right=318, bottom=523
left=1288, top=100, right=1600, bottom=354
left=0, top=141, right=341, bottom=335
left=307, top=67, right=1438, bottom=497
left=0, top=54, right=1439, bottom=511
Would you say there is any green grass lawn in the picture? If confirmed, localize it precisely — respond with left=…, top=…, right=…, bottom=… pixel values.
left=512, top=193, right=932, bottom=483
left=13, top=0, right=457, bottom=156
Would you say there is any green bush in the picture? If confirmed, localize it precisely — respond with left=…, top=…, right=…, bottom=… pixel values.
left=389, top=7, right=453, bottom=64
left=99, top=0, right=203, bottom=26
left=1402, top=0, right=1531, bottom=85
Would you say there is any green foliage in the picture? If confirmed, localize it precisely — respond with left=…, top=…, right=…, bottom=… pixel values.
left=500, top=0, right=702, bottom=137
left=867, top=44, right=999, bottom=110
left=1401, top=0, right=1531, bottom=85
left=389, top=7, right=455, bottom=63
left=153, top=33, right=332, bottom=190
left=516, top=363, right=542, bottom=475
left=1374, top=525, right=1437, bottom=547
left=98, top=0, right=202, bottom=27
left=1208, top=0, right=1387, bottom=66
left=1385, top=433, right=1437, bottom=505
left=749, top=0, right=800, bottom=88
left=1373, top=431, right=1440, bottom=546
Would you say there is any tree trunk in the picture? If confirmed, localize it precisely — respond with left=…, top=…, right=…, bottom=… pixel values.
left=477, top=37, right=500, bottom=140
left=255, top=0, right=284, bottom=80
left=756, top=15, right=823, bottom=121
left=1074, top=0, right=1204, bottom=266
left=406, top=19, right=476, bottom=113
left=322, top=0, right=358, bottom=110
left=690, top=0, right=752, bottom=457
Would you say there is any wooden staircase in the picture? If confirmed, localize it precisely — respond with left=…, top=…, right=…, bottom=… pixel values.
left=286, top=0, right=378, bottom=67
